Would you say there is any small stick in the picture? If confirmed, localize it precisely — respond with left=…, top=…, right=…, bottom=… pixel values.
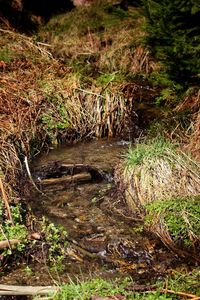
left=0, top=178, right=14, bottom=225
left=160, top=288, right=200, bottom=299
left=0, top=224, right=12, bottom=251
left=24, top=156, right=45, bottom=195
left=0, top=284, right=59, bottom=296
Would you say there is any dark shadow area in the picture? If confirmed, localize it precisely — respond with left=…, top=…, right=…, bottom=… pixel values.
left=0, top=0, right=74, bottom=32
left=22, top=0, right=74, bottom=20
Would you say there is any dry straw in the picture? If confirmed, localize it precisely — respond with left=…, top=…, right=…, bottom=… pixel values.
left=122, top=146, right=200, bottom=210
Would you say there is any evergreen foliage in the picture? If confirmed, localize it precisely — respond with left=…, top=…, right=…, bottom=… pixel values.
left=142, top=0, right=200, bottom=86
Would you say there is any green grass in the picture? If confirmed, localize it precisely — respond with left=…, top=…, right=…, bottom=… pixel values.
left=43, top=270, right=200, bottom=299
left=50, top=278, right=172, bottom=300
left=124, top=138, right=174, bottom=167
left=166, top=268, right=200, bottom=296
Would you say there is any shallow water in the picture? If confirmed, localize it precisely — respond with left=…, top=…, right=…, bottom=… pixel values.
left=1, top=138, right=177, bottom=286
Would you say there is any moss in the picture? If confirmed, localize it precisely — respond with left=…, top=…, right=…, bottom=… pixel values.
left=145, top=196, right=200, bottom=247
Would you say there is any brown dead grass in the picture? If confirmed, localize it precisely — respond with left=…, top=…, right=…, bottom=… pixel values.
left=121, top=149, right=200, bottom=211
left=0, top=25, right=139, bottom=193
left=0, top=29, right=58, bottom=190
left=39, top=5, right=157, bottom=76
left=175, top=89, right=200, bottom=160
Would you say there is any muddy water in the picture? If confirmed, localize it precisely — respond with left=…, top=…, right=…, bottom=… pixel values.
left=1, top=139, right=177, bottom=286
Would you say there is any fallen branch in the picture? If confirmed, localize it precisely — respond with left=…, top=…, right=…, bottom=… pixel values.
left=160, top=289, right=200, bottom=299
left=41, top=172, right=91, bottom=186
left=0, top=284, right=59, bottom=296
left=0, top=178, right=13, bottom=225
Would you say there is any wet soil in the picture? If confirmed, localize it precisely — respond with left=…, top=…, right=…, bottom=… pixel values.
left=0, top=138, right=180, bottom=285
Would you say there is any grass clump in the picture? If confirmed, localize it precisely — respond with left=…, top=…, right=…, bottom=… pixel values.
left=166, top=268, right=200, bottom=297
left=54, top=278, right=129, bottom=300
left=124, top=138, right=173, bottom=167
left=119, top=138, right=200, bottom=259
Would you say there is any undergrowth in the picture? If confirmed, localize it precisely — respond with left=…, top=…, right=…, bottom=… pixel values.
left=1, top=0, right=200, bottom=288
left=38, top=2, right=151, bottom=82
left=46, top=278, right=171, bottom=300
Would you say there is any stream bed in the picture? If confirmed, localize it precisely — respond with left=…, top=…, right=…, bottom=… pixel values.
left=1, top=139, right=180, bottom=286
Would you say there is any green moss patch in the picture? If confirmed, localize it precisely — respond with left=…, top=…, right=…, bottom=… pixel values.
left=145, top=196, right=200, bottom=249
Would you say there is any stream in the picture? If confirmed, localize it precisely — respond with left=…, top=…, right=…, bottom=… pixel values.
left=1, top=138, right=179, bottom=286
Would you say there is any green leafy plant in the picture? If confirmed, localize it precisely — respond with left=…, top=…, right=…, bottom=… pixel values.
left=0, top=201, right=28, bottom=257
left=41, top=218, right=68, bottom=270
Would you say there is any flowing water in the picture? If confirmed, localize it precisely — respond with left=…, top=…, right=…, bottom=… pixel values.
left=1, top=138, right=178, bottom=286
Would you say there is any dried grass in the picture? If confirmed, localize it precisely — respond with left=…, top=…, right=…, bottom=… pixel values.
left=0, top=26, right=137, bottom=195
left=187, top=113, right=200, bottom=158
left=66, top=89, right=130, bottom=139
left=174, top=89, right=200, bottom=160
left=0, top=29, right=56, bottom=191
left=39, top=5, right=157, bottom=76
